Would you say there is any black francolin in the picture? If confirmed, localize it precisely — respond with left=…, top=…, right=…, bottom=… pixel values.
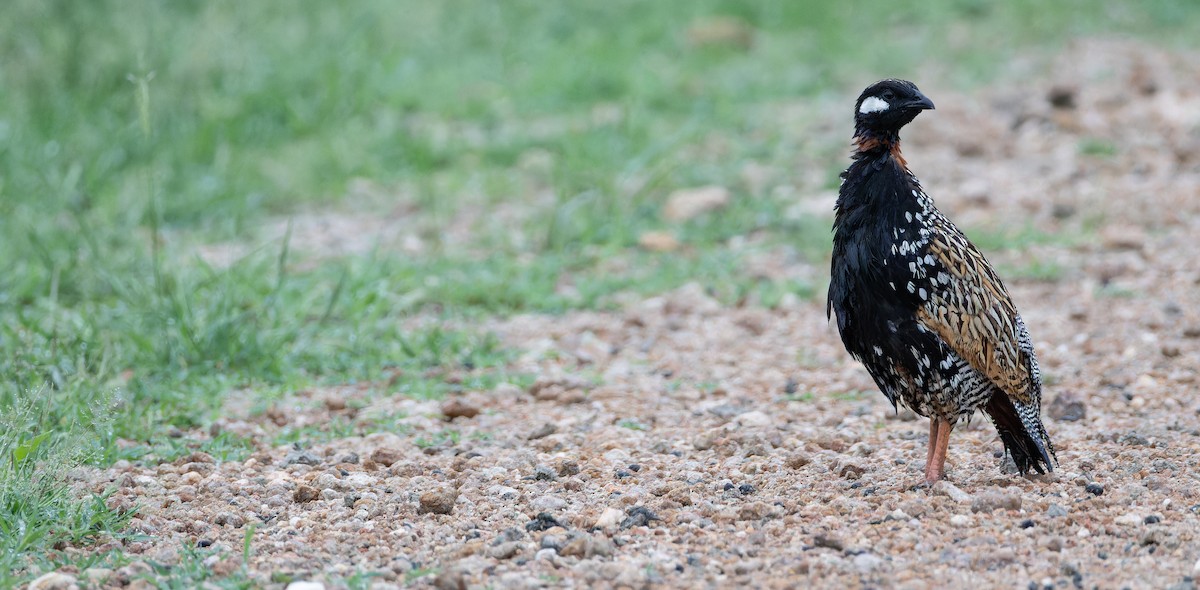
left=827, top=79, right=1056, bottom=484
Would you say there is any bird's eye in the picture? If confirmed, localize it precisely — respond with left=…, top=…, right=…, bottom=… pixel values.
left=882, top=90, right=895, bottom=101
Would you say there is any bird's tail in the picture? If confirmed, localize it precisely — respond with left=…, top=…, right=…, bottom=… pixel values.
left=984, top=392, right=1056, bottom=475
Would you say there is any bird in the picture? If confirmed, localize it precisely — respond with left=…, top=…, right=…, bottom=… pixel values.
left=827, top=79, right=1056, bottom=484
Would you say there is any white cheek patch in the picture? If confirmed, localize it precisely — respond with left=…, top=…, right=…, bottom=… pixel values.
left=859, top=96, right=890, bottom=114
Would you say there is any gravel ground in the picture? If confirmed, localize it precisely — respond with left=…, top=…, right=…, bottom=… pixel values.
left=46, top=39, right=1200, bottom=589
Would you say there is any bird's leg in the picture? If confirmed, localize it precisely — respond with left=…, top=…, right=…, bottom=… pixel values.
left=924, top=417, right=953, bottom=483
left=925, top=418, right=941, bottom=471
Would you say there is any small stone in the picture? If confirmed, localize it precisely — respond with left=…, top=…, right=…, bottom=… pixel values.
left=432, top=566, right=468, bottom=590
left=487, top=485, right=520, bottom=500
left=540, top=534, right=566, bottom=550
left=949, top=514, right=972, bottom=527
left=560, top=534, right=614, bottom=558
left=1144, top=515, right=1162, bottom=524
left=285, top=582, right=325, bottom=590
left=526, top=512, right=567, bottom=532
left=663, top=185, right=731, bottom=222
left=885, top=509, right=911, bottom=522
left=934, top=481, right=972, bottom=503
left=293, top=485, right=319, bottom=503
left=282, top=449, right=322, bottom=467
left=735, top=410, right=772, bottom=428
left=213, top=511, right=245, bottom=528
left=785, top=453, right=811, bottom=469
left=1047, top=85, right=1077, bottom=109
left=1084, top=482, right=1104, bottom=496
left=535, top=547, right=557, bottom=561
left=336, top=452, right=360, bottom=464
left=1047, top=504, right=1069, bottom=518
left=1119, top=432, right=1150, bottom=446
left=594, top=507, right=624, bottom=530
left=530, top=495, right=568, bottom=512
left=370, top=447, right=403, bottom=467
left=343, top=473, right=377, bottom=489
left=323, top=397, right=346, bottom=411
left=527, top=423, right=557, bottom=440
left=533, top=465, right=558, bottom=481
left=1115, top=513, right=1143, bottom=526
left=638, top=231, right=680, bottom=252
left=971, top=490, right=1021, bottom=513
left=852, top=553, right=885, bottom=574
left=812, top=534, right=844, bottom=551
left=419, top=489, right=458, bottom=515
left=28, top=572, right=78, bottom=590
left=488, top=542, right=522, bottom=560
left=1047, top=392, right=1087, bottom=422
left=441, top=399, right=480, bottom=420
left=620, top=506, right=660, bottom=529
left=1020, top=519, right=1035, bottom=529
left=835, top=460, right=865, bottom=480
left=80, top=568, right=115, bottom=585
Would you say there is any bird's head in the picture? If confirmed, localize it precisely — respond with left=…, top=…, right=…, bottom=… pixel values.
left=853, top=79, right=935, bottom=137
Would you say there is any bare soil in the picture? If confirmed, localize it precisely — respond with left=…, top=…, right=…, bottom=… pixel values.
left=62, top=39, right=1200, bottom=589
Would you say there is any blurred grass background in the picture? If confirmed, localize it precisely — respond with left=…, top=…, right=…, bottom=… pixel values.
left=3, top=0, right=1199, bottom=584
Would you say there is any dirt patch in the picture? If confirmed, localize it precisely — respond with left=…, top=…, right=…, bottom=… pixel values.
left=64, top=39, right=1200, bottom=588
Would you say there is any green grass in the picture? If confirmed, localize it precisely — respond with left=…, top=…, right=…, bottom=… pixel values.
left=3, top=0, right=1200, bottom=584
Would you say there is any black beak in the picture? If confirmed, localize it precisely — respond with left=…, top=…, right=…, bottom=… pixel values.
left=908, top=91, right=935, bottom=110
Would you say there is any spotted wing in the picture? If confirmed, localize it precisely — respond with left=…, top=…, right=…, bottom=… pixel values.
left=915, top=224, right=1038, bottom=405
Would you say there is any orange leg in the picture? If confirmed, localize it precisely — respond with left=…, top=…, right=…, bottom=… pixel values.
left=923, top=417, right=953, bottom=484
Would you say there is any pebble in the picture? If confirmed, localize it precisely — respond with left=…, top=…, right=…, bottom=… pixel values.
left=1085, top=482, right=1105, bottom=496
left=1047, top=392, right=1087, bottom=422
left=853, top=553, right=885, bottom=574
left=533, top=465, right=558, bottom=481
left=620, top=506, right=660, bottom=529
left=526, top=423, right=557, bottom=440
left=594, top=507, right=624, bottom=529
left=949, top=514, right=972, bottom=527
left=440, top=399, right=480, bottom=420
left=28, top=572, right=78, bottom=590
left=971, top=490, right=1021, bottom=513
left=885, top=509, right=911, bottom=522
left=784, top=452, right=811, bottom=469
left=282, top=449, right=322, bottom=467
left=343, top=473, right=377, bottom=489
left=535, top=548, right=558, bottom=561
left=1115, top=513, right=1143, bottom=526
left=418, top=489, right=458, bottom=515
left=1047, top=504, right=1069, bottom=518
left=559, top=534, right=615, bottom=558
left=530, top=495, right=568, bottom=512
left=812, top=534, right=844, bottom=551
left=487, top=485, right=520, bottom=500
left=488, top=542, right=523, bottom=560
left=934, top=481, right=972, bottom=503
left=293, top=485, right=319, bottom=503
left=80, top=568, right=115, bottom=585
left=369, top=447, right=403, bottom=467
left=285, top=583, right=326, bottom=590
left=735, top=410, right=772, bottom=427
